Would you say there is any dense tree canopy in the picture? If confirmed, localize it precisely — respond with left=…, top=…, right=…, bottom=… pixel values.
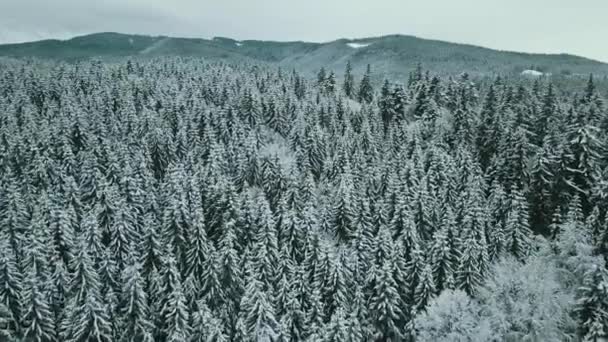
left=0, top=57, right=607, bottom=341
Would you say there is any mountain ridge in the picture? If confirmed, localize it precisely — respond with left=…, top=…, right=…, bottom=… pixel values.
left=1, top=32, right=607, bottom=79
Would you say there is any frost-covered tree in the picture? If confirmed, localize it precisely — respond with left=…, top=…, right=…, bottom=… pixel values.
left=415, top=290, right=494, bottom=342
left=343, top=61, right=355, bottom=98
left=239, top=272, right=279, bottom=342
left=159, top=254, right=190, bottom=342
left=118, top=260, right=154, bottom=342
left=369, top=259, right=404, bottom=341
left=576, top=265, right=608, bottom=341
left=0, top=57, right=606, bottom=342
left=505, top=186, right=533, bottom=260
left=62, top=237, right=112, bottom=342
left=358, top=64, right=373, bottom=104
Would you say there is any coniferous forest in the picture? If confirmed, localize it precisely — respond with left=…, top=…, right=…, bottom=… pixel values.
left=1, top=58, right=608, bottom=342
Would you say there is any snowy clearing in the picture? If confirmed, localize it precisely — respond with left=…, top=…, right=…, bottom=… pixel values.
left=521, top=69, right=543, bottom=77
left=347, top=42, right=371, bottom=49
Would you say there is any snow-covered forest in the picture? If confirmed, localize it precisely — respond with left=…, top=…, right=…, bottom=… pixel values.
left=0, top=58, right=607, bottom=341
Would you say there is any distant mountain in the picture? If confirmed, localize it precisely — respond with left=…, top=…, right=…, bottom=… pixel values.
left=1, top=32, right=607, bottom=79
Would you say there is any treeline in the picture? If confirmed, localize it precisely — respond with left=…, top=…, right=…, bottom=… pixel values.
left=0, top=58, right=607, bottom=341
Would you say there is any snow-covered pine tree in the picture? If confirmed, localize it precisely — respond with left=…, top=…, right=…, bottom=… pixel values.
left=575, top=265, right=608, bottom=341
left=505, top=186, right=533, bottom=260
left=343, top=61, right=355, bottom=99
left=358, top=64, right=374, bottom=104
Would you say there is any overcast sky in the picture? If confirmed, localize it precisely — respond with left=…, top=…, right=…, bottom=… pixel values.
left=1, top=0, right=607, bottom=62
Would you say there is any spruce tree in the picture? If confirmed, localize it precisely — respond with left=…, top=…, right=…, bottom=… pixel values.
left=358, top=64, right=373, bottom=104
left=343, top=61, right=355, bottom=98
left=63, top=236, right=112, bottom=342
left=159, top=254, right=190, bottom=342
left=369, top=259, right=404, bottom=341
left=118, top=259, right=154, bottom=342
left=0, top=232, right=22, bottom=337
left=576, top=265, right=608, bottom=341
left=239, top=272, right=279, bottom=342
left=505, top=186, right=533, bottom=260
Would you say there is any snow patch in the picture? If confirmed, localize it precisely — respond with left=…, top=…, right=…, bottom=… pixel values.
left=236, top=42, right=243, bottom=47
left=521, top=69, right=543, bottom=77
left=128, top=38, right=134, bottom=45
left=347, top=42, right=371, bottom=49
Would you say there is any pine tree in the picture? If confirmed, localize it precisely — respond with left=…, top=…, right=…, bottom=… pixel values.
left=20, top=260, right=54, bottom=342
left=0, top=169, right=28, bottom=263
left=414, top=263, right=436, bottom=311
left=451, top=88, right=476, bottom=146
left=358, top=64, right=373, bottom=104
left=190, top=301, right=228, bottom=342
left=429, top=222, right=457, bottom=292
left=185, top=207, right=211, bottom=284
left=251, top=193, right=280, bottom=291
left=529, top=136, right=558, bottom=235
left=505, top=186, right=533, bottom=260
left=321, top=252, right=350, bottom=321
left=535, top=83, right=558, bottom=147
left=0, top=231, right=22, bottom=337
left=369, top=259, right=404, bottom=341
left=239, top=272, right=279, bottom=342
left=343, top=61, right=355, bottom=98
left=317, top=68, right=327, bottom=88
left=323, top=308, right=350, bottom=342
left=576, top=265, right=608, bottom=341
left=456, top=233, right=483, bottom=296
left=118, top=259, right=154, bottom=342
left=48, top=190, right=77, bottom=268
left=332, top=167, right=357, bottom=243
left=277, top=281, right=306, bottom=342
left=567, top=107, right=603, bottom=213
left=0, top=301, right=14, bottom=340
left=477, top=85, right=500, bottom=170
left=63, top=236, right=112, bottom=342
left=110, top=196, right=137, bottom=271
left=159, top=254, right=191, bottom=342
left=161, top=163, right=190, bottom=269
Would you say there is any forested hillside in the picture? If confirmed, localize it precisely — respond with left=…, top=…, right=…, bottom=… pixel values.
left=0, top=58, right=608, bottom=341
left=2, top=32, right=608, bottom=79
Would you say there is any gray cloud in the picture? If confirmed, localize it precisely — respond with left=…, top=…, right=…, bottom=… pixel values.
left=1, top=0, right=607, bottom=62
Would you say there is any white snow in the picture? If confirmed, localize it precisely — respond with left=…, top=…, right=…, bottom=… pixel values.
left=236, top=42, right=243, bottom=47
left=521, top=69, right=543, bottom=77
left=347, top=42, right=371, bottom=49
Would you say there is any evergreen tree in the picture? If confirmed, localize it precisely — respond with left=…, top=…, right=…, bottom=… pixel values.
left=332, top=167, right=357, bottom=243
left=118, top=259, right=154, bottom=342
left=505, top=186, right=533, bottom=260
left=0, top=301, right=14, bottom=340
left=414, top=263, right=437, bottom=311
left=343, top=61, right=355, bottom=98
left=429, top=221, right=457, bottom=292
left=0, top=232, right=22, bottom=337
left=63, top=236, right=112, bottom=342
left=190, top=301, right=228, bottom=342
left=21, top=263, right=55, bottom=342
left=369, top=259, right=404, bottom=341
left=576, top=265, right=608, bottom=341
left=358, top=64, right=373, bottom=104
left=159, top=254, right=191, bottom=342
left=239, top=272, right=279, bottom=342
left=456, top=233, right=483, bottom=296
left=477, top=85, right=500, bottom=170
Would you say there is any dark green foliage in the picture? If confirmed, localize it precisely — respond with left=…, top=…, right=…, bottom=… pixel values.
left=358, top=64, right=374, bottom=104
